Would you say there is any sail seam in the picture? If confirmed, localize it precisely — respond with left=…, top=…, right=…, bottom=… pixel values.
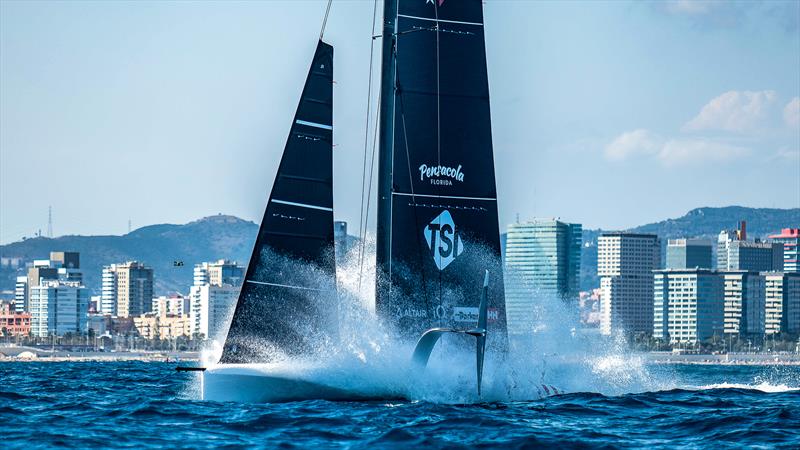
left=397, top=14, right=483, bottom=27
left=392, top=192, right=496, bottom=201
left=245, top=280, right=330, bottom=292
left=271, top=199, right=333, bottom=211
left=295, top=119, right=333, bottom=130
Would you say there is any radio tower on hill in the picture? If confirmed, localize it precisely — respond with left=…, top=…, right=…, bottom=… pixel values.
left=47, top=206, right=53, bottom=238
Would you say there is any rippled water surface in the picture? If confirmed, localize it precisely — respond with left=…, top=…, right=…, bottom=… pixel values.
left=1, top=362, right=799, bottom=448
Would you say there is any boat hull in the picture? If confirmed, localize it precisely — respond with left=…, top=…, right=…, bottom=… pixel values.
left=202, top=365, right=391, bottom=403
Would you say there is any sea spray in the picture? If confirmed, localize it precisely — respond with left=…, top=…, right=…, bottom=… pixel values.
left=197, top=233, right=678, bottom=403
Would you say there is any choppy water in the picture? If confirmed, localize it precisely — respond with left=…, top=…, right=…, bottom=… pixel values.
left=1, top=361, right=798, bottom=449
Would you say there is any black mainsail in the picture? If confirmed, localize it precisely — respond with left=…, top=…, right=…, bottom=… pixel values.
left=375, top=1, right=507, bottom=345
left=220, top=41, right=337, bottom=364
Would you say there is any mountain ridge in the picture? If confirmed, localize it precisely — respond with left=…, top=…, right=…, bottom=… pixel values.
left=2, top=207, right=797, bottom=295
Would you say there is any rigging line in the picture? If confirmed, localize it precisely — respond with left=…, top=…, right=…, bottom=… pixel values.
left=396, top=59, right=432, bottom=316
left=319, top=0, right=334, bottom=40
left=357, top=0, right=380, bottom=292
left=434, top=0, right=442, bottom=309
left=434, top=2, right=441, bottom=167
left=359, top=87, right=382, bottom=291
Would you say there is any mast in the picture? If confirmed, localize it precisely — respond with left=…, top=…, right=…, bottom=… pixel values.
left=375, top=0, right=397, bottom=310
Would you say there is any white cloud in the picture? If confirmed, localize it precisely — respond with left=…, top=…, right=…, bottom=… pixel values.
left=658, top=139, right=749, bottom=166
left=784, top=97, right=800, bottom=128
left=772, top=147, right=800, bottom=161
left=664, top=0, right=715, bottom=15
left=683, top=90, right=777, bottom=132
left=603, top=129, right=660, bottom=160
left=605, top=130, right=749, bottom=166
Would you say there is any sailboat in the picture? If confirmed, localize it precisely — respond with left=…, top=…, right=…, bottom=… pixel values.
left=195, top=0, right=526, bottom=402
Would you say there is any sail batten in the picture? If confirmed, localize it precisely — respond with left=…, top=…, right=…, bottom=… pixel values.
left=219, top=40, right=336, bottom=364
left=376, top=0, right=507, bottom=346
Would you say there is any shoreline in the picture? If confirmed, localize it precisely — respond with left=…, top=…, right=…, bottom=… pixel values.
left=2, top=349, right=800, bottom=365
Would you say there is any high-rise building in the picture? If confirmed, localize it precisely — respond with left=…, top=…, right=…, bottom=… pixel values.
left=504, top=219, right=582, bottom=335
left=666, top=239, right=712, bottom=269
left=192, top=260, right=243, bottom=288
left=18, top=252, right=82, bottom=313
left=769, top=229, right=799, bottom=273
left=14, top=276, right=28, bottom=314
left=717, top=222, right=782, bottom=271
left=653, top=269, right=725, bottom=344
left=764, top=272, right=800, bottom=335
left=24, top=261, right=58, bottom=313
left=29, top=280, right=88, bottom=337
left=189, top=260, right=243, bottom=340
left=722, top=271, right=766, bottom=336
left=189, top=285, right=239, bottom=339
left=598, top=232, right=660, bottom=336
left=100, top=262, right=154, bottom=317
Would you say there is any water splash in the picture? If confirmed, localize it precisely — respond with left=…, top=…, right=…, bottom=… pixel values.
left=199, top=236, right=678, bottom=403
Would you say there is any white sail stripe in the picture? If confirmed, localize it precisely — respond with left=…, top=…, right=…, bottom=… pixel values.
left=397, top=14, right=483, bottom=27
left=295, top=119, right=333, bottom=130
left=271, top=199, right=333, bottom=212
left=392, top=192, right=496, bottom=202
left=245, top=279, right=330, bottom=292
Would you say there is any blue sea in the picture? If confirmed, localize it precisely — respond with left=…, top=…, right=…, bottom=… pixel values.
left=1, top=361, right=798, bottom=449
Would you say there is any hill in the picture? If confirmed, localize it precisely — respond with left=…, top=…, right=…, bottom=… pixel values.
left=578, top=206, right=799, bottom=290
left=0, top=215, right=258, bottom=295
left=2, top=206, right=797, bottom=295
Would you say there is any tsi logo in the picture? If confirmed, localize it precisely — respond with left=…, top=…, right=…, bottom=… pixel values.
left=423, top=210, right=464, bottom=270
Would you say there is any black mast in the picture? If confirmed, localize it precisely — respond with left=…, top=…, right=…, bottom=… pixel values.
left=375, top=0, right=397, bottom=312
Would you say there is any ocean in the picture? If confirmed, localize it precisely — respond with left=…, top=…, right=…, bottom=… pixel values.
left=1, top=361, right=798, bottom=449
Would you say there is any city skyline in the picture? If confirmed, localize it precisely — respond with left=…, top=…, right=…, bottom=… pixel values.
left=2, top=1, right=799, bottom=244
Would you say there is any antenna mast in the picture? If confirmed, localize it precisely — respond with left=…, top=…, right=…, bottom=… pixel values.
left=47, top=206, right=53, bottom=238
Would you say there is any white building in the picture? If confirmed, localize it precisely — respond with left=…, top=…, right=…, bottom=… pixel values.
left=189, top=285, right=239, bottom=340
left=100, top=262, right=154, bottom=317
left=152, top=295, right=190, bottom=317
left=764, top=272, right=800, bottom=335
left=189, top=260, right=243, bottom=340
left=598, top=233, right=660, bottom=336
left=29, top=280, right=88, bottom=337
left=653, top=269, right=725, bottom=344
left=193, top=260, right=243, bottom=288
left=723, top=271, right=765, bottom=336
left=14, top=276, right=28, bottom=314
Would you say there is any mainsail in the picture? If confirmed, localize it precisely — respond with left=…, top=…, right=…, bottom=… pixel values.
left=220, top=40, right=337, bottom=364
left=375, top=1, right=507, bottom=344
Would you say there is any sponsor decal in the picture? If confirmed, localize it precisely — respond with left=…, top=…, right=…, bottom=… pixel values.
left=453, top=307, right=499, bottom=323
left=418, top=164, right=464, bottom=186
left=426, top=0, right=445, bottom=5
left=453, top=307, right=478, bottom=323
left=395, top=306, right=427, bottom=319
left=423, top=210, right=464, bottom=270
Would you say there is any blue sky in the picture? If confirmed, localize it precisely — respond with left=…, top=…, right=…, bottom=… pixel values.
left=1, top=0, right=798, bottom=243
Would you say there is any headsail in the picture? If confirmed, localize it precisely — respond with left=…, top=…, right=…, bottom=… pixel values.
left=375, top=1, right=507, bottom=345
left=220, top=41, right=336, bottom=364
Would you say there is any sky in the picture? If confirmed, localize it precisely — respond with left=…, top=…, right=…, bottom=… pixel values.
left=1, top=0, right=798, bottom=244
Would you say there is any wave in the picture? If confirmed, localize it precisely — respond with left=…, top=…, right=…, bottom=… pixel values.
left=690, top=382, right=800, bottom=393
